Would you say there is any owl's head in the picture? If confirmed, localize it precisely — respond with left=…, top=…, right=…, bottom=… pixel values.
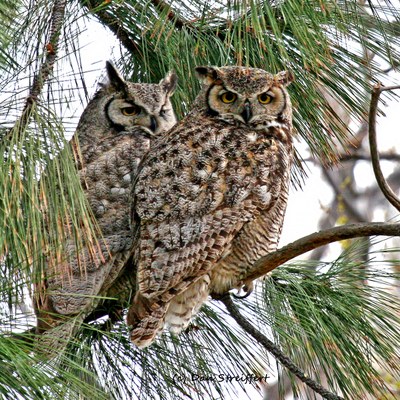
left=104, top=61, right=177, bottom=135
left=194, top=66, right=293, bottom=128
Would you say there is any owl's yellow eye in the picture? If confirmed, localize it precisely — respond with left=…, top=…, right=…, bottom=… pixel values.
left=258, top=93, right=272, bottom=104
left=121, top=105, right=141, bottom=116
left=220, top=92, right=237, bottom=104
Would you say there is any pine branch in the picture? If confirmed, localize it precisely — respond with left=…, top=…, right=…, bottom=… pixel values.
left=25, top=0, right=66, bottom=105
left=369, top=83, right=400, bottom=212
left=220, top=294, right=344, bottom=400
left=242, top=223, right=400, bottom=283
left=7, top=0, right=67, bottom=139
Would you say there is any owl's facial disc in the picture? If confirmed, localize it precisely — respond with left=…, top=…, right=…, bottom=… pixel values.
left=207, top=83, right=287, bottom=127
left=127, top=80, right=177, bottom=135
left=107, top=98, right=157, bottom=133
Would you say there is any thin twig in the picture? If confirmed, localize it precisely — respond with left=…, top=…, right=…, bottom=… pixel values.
left=365, top=168, right=400, bottom=201
left=304, top=153, right=400, bottom=163
left=220, top=294, right=344, bottom=400
left=369, top=83, right=400, bottom=212
left=340, top=153, right=400, bottom=162
left=242, top=222, right=400, bottom=282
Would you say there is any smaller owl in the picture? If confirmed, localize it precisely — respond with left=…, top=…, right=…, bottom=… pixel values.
left=34, top=62, right=177, bottom=345
left=128, top=65, right=294, bottom=348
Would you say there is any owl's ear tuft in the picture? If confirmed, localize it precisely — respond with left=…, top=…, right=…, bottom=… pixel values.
left=274, top=70, right=294, bottom=87
left=160, top=71, right=178, bottom=97
left=195, top=66, right=221, bottom=84
left=106, top=61, right=128, bottom=92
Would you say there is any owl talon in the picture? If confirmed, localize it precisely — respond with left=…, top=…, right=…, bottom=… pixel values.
left=233, top=280, right=254, bottom=299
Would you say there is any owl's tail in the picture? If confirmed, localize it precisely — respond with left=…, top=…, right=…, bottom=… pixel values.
left=164, top=275, right=210, bottom=334
left=128, top=277, right=211, bottom=348
left=127, top=292, right=167, bottom=348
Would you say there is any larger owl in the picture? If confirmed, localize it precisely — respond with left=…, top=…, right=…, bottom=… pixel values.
left=34, top=62, right=177, bottom=342
left=128, top=65, right=294, bottom=347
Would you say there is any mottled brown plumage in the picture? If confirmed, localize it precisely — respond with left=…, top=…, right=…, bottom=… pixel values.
left=34, top=62, right=177, bottom=346
left=128, top=66, right=294, bottom=347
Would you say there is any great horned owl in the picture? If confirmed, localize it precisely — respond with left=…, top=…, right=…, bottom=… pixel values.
left=128, top=66, right=294, bottom=348
left=34, top=62, right=177, bottom=340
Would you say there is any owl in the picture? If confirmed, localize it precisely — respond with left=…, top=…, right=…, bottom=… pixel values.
left=34, top=62, right=177, bottom=341
left=128, top=65, right=294, bottom=348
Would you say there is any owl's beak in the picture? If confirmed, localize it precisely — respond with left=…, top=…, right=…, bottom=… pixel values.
left=241, top=102, right=252, bottom=123
left=149, top=116, right=157, bottom=132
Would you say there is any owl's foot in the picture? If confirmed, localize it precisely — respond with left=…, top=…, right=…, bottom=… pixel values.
left=232, top=280, right=254, bottom=299
left=210, top=281, right=254, bottom=300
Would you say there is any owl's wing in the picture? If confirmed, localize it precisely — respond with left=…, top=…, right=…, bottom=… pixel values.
left=36, top=131, right=149, bottom=328
left=132, top=123, right=274, bottom=301
left=136, top=203, right=258, bottom=302
left=35, top=232, right=132, bottom=329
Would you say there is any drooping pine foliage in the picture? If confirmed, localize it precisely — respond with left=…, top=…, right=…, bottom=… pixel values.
left=0, top=1, right=399, bottom=399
